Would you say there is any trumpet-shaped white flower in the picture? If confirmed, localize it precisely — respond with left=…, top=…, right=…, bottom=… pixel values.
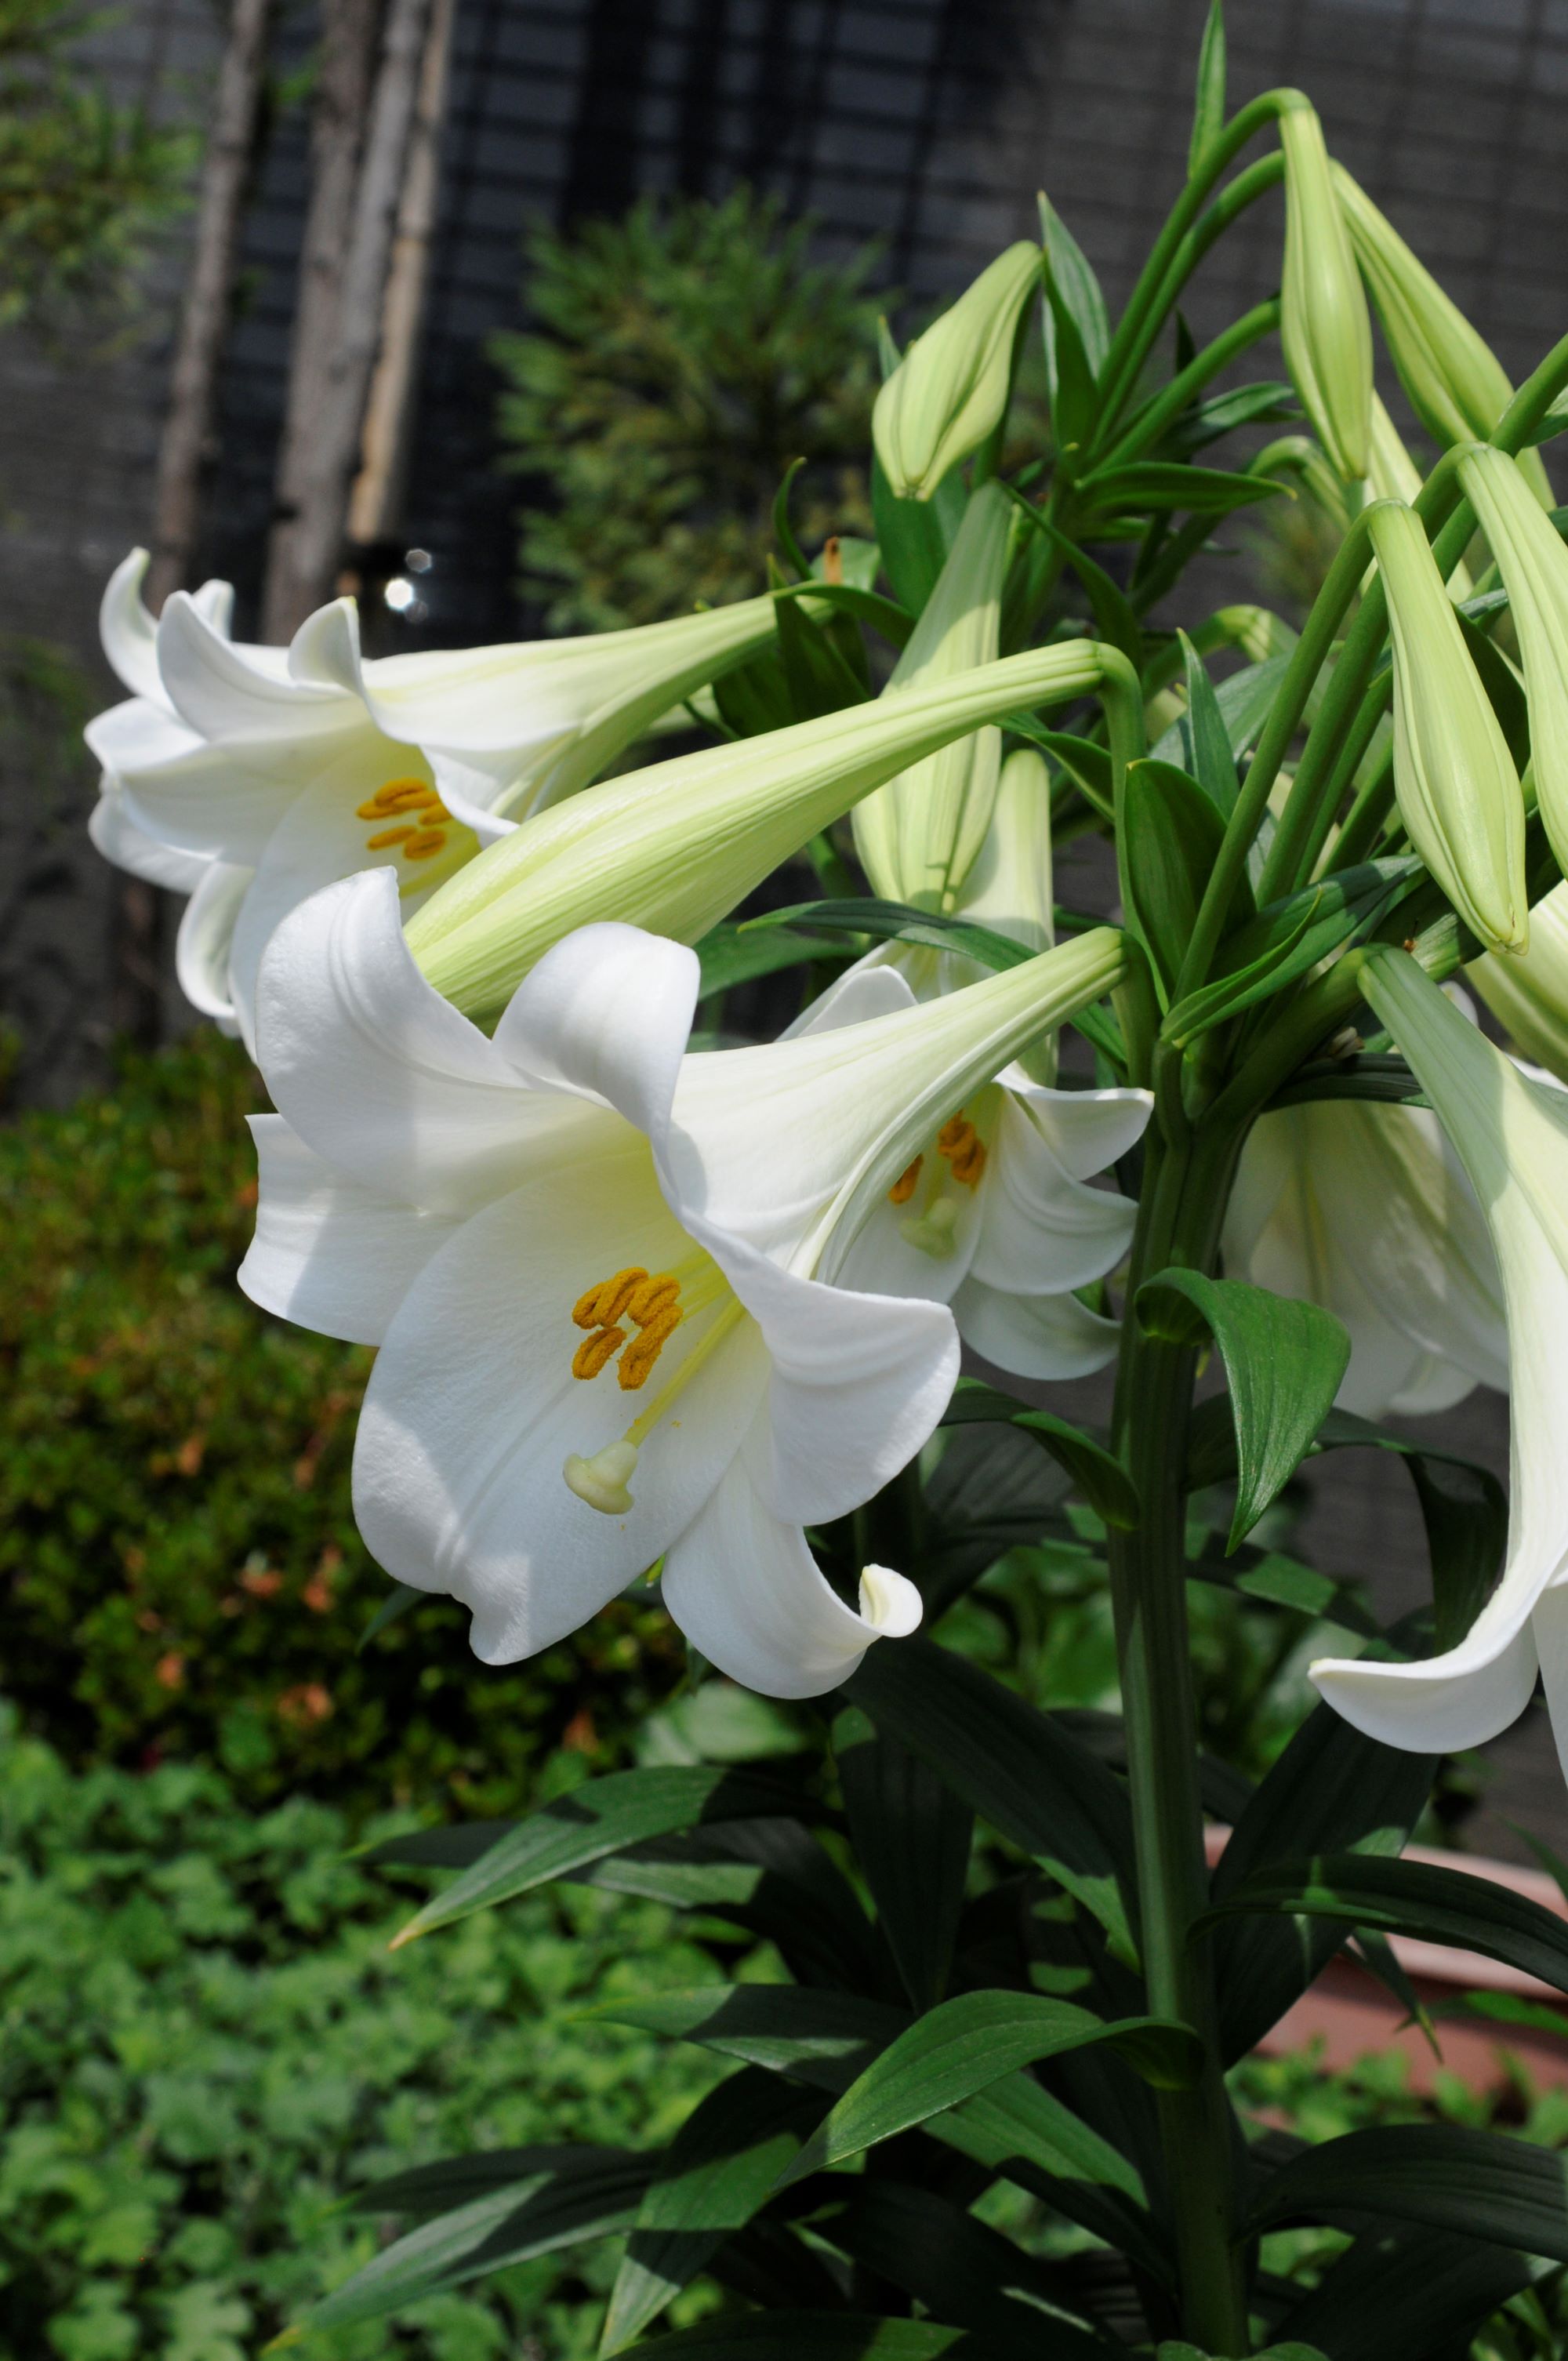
left=1313, top=949, right=1568, bottom=1763
left=89, top=550, right=778, bottom=1045
left=845, top=743, right=1149, bottom=1378
left=241, top=870, right=1128, bottom=1694
left=1223, top=1094, right=1505, bottom=1420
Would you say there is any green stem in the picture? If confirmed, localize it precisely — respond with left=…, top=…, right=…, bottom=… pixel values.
left=1313, top=712, right=1394, bottom=877
left=1495, top=329, right=1568, bottom=452
left=1094, top=93, right=1301, bottom=442
left=1094, top=298, right=1282, bottom=474
left=1108, top=1120, right=1249, bottom=2352
left=1173, top=510, right=1376, bottom=1002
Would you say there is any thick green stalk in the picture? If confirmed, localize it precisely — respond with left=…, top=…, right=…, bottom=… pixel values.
left=1108, top=1119, right=1249, bottom=2352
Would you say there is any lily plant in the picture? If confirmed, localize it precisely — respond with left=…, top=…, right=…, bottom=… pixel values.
left=98, top=9, right=1568, bottom=2353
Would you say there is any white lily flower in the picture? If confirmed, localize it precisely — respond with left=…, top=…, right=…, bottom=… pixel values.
left=1472, top=879, right=1568, bottom=1084
left=1312, top=948, right=1568, bottom=1762
left=1223, top=1094, right=1505, bottom=1420
left=240, top=872, right=1127, bottom=1694
left=89, top=550, right=778, bottom=1045
left=842, top=744, right=1149, bottom=1378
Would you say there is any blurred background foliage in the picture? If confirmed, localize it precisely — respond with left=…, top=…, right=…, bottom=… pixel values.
left=489, top=188, right=883, bottom=632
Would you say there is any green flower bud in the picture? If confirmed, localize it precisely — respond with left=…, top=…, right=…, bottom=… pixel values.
left=1472, top=881, right=1568, bottom=1084
left=405, top=640, right=1109, bottom=1022
left=1458, top=444, right=1568, bottom=878
left=873, top=242, right=1041, bottom=500
left=1367, top=498, right=1527, bottom=953
left=1279, top=103, right=1373, bottom=481
left=1334, top=163, right=1552, bottom=506
left=853, top=482, right=1012, bottom=910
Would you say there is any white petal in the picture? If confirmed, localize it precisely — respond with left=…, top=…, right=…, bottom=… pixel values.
left=1386, top=1353, right=1481, bottom=1418
left=98, top=549, right=165, bottom=705
left=782, top=960, right=917, bottom=1040
left=1007, top=1077, right=1152, bottom=1181
left=829, top=1174, right=983, bottom=1307
left=121, top=737, right=311, bottom=863
left=175, top=860, right=249, bottom=1025
left=86, top=695, right=203, bottom=782
left=1312, top=1610, right=1541, bottom=1756
left=240, top=1114, right=458, bottom=1345
left=191, top=577, right=235, bottom=637
left=967, top=1090, right=1138, bottom=1296
left=696, top=1237, right=959, bottom=1525
left=256, top=868, right=610, bottom=1216
left=287, top=596, right=364, bottom=692
left=155, top=590, right=349, bottom=743
left=351, top=1167, right=768, bottom=1660
left=224, top=747, right=471, bottom=1055
left=661, top=1444, right=921, bottom=1697
left=494, top=921, right=700, bottom=1142
left=88, top=789, right=211, bottom=893
left=952, top=1272, right=1122, bottom=1380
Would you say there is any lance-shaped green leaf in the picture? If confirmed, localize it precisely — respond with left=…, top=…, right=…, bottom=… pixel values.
left=1278, top=100, right=1373, bottom=479
left=1160, top=857, right=1423, bottom=1045
left=1073, top=459, right=1283, bottom=521
left=594, top=1984, right=903, bottom=2092
left=1249, top=2123, right=1568, bottom=2259
left=406, top=637, right=1109, bottom=1022
left=743, top=894, right=1035, bottom=974
left=822, top=2181, right=1119, bottom=2356
left=1200, top=1850, right=1568, bottom=1997
left=278, top=2149, right=652, bottom=2338
left=388, top=1765, right=811, bottom=1945
left=345, top=2143, right=611, bottom=2218
left=1209, top=1700, right=1435, bottom=2062
left=601, top=2069, right=822, bottom=2353
left=1008, top=499, right=1142, bottom=672
left=834, top=1708, right=971, bottom=2012
left=940, top=1381, right=1139, bottom=1530
left=774, top=1992, right=1202, bottom=2190
left=1152, top=647, right=1293, bottom=772
left=873, top=456, right=968, bottom=612
left=1039, top=193, right=1109, bottom=378
left=1279, top=2222, right=1534, bottom=2361
left=1136, top=1270, right=1350, bottom=1549
left=693, top=919, right=845, bottom=1001
left=1176, top=630, right=1240, bottom=814
left=1120, top=758, right=1231, bottom=1004
left=846, top=1638, right=1138, bottom=1962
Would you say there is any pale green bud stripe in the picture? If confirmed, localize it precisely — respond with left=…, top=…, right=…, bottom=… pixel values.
left=872, top=242, right=1042, bottom=502
left=1457, top=445, right=1568, bottom=881
left=407, top=641, right=1112, bottom=1022
left=1279, top=104, right=1371, bottom=481
left=814, top=924, right=1131, bottom=1283
left=1366, top=498, right=1527, bottom=953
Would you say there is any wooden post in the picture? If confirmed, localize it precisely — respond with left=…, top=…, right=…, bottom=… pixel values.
left=345, top=0, right=456, bottom=555
left=261, top=0, right=384, bottom=644
left=263, top=0, right=435, bottom=637
left=146, top=0, right=273, bottom=610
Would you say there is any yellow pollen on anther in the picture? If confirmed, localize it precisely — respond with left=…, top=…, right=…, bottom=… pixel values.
left=887, top=1154, right=924, bottom=1206
left=365, top=824, right=417, bottom=849
left=936, top=1111, right=987, bottom=1189
left=573, top=1268, right=648, bottom=1330
left=568, top=1265, right=693, bottom=1391
left=572, top=1325, right=626, bottom=1380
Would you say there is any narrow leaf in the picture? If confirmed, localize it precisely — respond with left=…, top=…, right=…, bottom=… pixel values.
left=1161, top=858, right=1422, bottom=1045
left=1076, top=460, right=1283, bottom=520
left=742, top=895, right=1032, bottom=972
left=1136, top=1270, right=1350, bottom=1549
left=873, top=455, right=967, bottom=612
left=941, top=1382, right=1139, bottom=1530
left=835, top=1709, right=971, bottom=2012
left=1279, top=2224, right=1533, bottom=2361
left=695, top=921, right=844, bottom=1001
left=1120, top=758, right=1231, bottom=1003
left=775, top=1992, right=1202, bottom=2188
left=357, top=1581, right=422, bottom=1651
left=1038, top=194, right=1109, bottom=376
left=1009, top=498, right=1142, bottom=671
left=640, top=2318, right=996, bottom=2360
left=390, top=1765, right=811, bottom=1945
left=1249, top=2123, right=1568, bottom=2261
left=1178, top=630, right=1240, bottom=814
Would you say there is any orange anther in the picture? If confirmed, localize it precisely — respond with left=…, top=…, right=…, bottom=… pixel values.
left=949, top=1138, right=987, bottom=1186
left=572, top=1326, right=626, bottom=1380
left=937, top=1115, right=969, bottom=1153
left=365, top=824, right=416, bottom=849
left=628, top=1272, right=680, bottom=1325
left=619, top=1306, right=681, bottom=1389
left=573, top=1269, right=648, bottom=1329
left=401, top=828, right=448, bottom=859
left=887, top=1155, right=924, bottom=1206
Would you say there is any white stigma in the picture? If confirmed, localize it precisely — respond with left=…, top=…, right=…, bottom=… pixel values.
left=563, top=1439, right=640, bottom=1516
left=899, top=1193, right=960, bottom=1258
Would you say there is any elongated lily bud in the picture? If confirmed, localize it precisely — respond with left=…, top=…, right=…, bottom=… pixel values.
left=1457, top=445, right=1568, bottom=877
left=953, top=746, right=1054, bottom=956
left=873, top=242, right=1041, bottom=500
left=853, top=483, right=1012, bottom=910
left=1333, top=162, right=1552, bottom=507
left=1279, top=103, right=1372, bottom=481
left=1367, top=499, right=1527, bottom=953
left=406, top=641, right=1112, bottom=1022
left=1472, top=881, right=1568, bottom=1084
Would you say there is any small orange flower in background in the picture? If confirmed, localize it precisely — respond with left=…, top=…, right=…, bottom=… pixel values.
left=154, top=1651, right=185, bottom=1691
left=240, top=1564, right=285, bottom=1600
left=276, top=1683, right=332, bottom=1729
left=301, top=1544, right=343, bottom=1615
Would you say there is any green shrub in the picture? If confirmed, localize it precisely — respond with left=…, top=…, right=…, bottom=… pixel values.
left=0, top=1030, right=684, bottom=1818
left=0, top=1707, right=718, bottom=2359
left=490, top=188, right=884, bottom=631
